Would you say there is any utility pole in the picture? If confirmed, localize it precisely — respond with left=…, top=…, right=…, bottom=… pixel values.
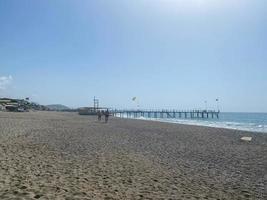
left=93, top=96, right=99, bottom=111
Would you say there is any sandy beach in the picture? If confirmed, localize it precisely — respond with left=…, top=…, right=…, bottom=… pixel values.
left=0, top=111, right=266, bottom=200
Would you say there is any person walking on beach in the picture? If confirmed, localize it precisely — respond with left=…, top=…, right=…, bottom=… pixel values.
left=97, top=110, right=102, bottom=121
left=104, top=109, right=110, bottom=123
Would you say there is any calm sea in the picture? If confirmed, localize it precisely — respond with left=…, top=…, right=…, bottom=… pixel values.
left=119, top=112, right=267, bottom=133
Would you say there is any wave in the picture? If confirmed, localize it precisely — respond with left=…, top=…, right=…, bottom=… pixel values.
left=135, top=117, right=267, bottom=133
left=115, top=113, right=267, bottom=133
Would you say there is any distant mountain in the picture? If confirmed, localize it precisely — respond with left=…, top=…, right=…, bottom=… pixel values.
left=46, top=104, right=70, bottom=111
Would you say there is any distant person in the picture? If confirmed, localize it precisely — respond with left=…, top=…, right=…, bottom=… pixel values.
left=97, top=110, right=102, bottom=121
left=104, top=109, right=110, bottom=123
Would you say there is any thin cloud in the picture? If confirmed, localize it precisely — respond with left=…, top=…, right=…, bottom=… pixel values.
left=0, top=75, right=13, bottom=90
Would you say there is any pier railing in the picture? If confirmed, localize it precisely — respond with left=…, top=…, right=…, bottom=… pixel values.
left=110, top=109, right=220, bottom=119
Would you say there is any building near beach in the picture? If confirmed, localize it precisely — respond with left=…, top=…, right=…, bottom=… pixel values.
left=0, top=104, right=5, bottom=111
left=0, top=98, right=48, bottom=112
left=78, top=107, right=107, bottom=115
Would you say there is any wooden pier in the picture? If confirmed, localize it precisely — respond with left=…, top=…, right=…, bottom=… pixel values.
left=111, top=109, right=220, bottom=119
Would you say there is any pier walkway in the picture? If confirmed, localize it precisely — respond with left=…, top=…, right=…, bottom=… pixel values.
left=111, top=109, right=220, bottom=119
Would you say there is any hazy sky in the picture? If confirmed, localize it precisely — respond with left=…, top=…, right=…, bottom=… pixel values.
left=0, top=0, right=266, bottom=111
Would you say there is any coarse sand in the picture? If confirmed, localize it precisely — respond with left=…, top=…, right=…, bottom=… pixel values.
left=0, top=111, right=266, bottom=199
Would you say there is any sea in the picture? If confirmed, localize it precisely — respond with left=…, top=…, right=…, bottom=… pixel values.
left=117, top=112, right=267, bottom=133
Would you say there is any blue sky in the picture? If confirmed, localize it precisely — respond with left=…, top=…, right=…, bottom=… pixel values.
left=0, top=0, right=266, bottom=111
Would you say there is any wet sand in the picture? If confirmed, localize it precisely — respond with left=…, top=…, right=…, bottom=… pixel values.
left=0, top=111, right=266, bottom=199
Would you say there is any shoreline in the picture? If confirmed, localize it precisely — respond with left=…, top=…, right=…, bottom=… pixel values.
left=0, top=111, right=266, bottom=199
left=114, top=115, right=267, bottom=134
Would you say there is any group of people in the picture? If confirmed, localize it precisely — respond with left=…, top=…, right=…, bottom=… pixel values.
left=97, top=109, right=110, bottom=123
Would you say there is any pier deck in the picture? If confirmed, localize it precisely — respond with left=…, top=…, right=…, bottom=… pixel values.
left=111, top=109, right=220, bottom=119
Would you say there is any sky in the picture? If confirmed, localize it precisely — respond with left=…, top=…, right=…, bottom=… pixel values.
left=0, top=0, right=266, bottom=111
